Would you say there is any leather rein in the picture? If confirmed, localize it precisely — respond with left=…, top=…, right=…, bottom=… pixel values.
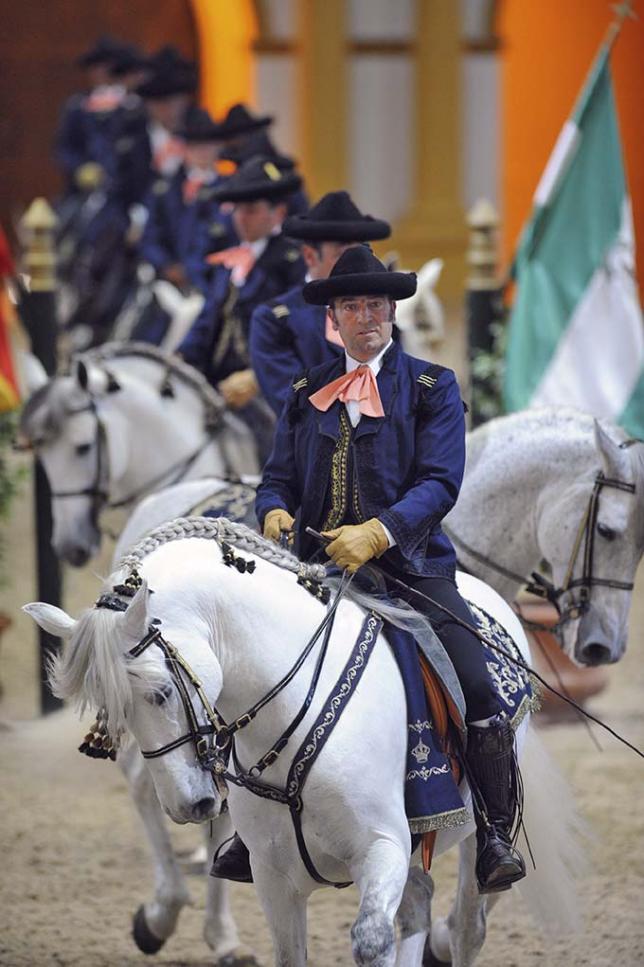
left=447, top=467, right=637, bottom=634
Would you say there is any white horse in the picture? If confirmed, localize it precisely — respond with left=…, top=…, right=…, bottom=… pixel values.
left=116, top=408, right=644, bottom=665
left=444, top=409, right=644, bottom=665
left=26, top=518, right=583, bottom=967
left=17, top=343, right=259, bottom=565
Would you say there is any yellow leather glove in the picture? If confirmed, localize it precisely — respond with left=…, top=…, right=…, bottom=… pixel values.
left=323, top=519, right=389, bottom=573
left=218, top=369, right=259, bottom=409
left=263, top=508, right=295, bottom=543
left=74, top=162, right=105, bottom=191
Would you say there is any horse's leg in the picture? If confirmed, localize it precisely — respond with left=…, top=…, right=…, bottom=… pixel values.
left=426, top=834, right=488, bottom=967
left=351, top=837, right=410, bottom=967
left=251, top=861, right=308, bottom=967
left=395, top=866, right=435, bottom=967
left=118, top=745, right=191, bottom=954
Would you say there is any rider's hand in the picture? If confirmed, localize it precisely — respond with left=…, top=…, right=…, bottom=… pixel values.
left=218, top=369, right=259, bottom=409
left=263, top=508, right=295, bottom=543
left=323, top=519, right=389, bottom=573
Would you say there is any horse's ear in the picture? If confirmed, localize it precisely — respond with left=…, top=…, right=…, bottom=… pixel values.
left=121, top=581, right=150, bottom=641
left=594, top=419, right=630, bottom=479
left=23, top=602, right=76, bottom=639
left=74, top=359, right=110, bottom=396
left=75, top=359, right=89, bottom=391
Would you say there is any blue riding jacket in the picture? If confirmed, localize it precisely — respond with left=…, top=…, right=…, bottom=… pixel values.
left=249, top=284, right=343, bottom=416
left=256, top=341, right=466, bottom=577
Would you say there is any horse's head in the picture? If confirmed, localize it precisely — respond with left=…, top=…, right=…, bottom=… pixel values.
left=24, top=577, right=225, bottom=825
left=18, top=360, right=130, bottom=566
left=536, top=421, right=643, bottom=665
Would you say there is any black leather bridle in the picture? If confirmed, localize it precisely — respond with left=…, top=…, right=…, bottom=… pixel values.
left=447, top=467, right=637, bottom=634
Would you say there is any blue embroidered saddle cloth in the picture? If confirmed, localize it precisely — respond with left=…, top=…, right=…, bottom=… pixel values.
left=383, top=601, right=539, bottom=835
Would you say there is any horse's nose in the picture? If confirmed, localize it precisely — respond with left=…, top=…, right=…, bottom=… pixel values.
left=191, top=797, right=217, bottom=821
left=62, top=546, right=91, bottom=568
left=577, top=641, right=614, bottom=666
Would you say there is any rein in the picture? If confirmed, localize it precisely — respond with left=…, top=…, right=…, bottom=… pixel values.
left=446, top=471, right=636, bottom=635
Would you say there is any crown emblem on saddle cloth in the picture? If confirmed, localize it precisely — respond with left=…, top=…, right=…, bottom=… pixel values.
left=411, top=736, right=431, bottom=765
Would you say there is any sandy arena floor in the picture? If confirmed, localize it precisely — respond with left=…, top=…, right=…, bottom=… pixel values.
left=0, top=461, right=642, bottom=966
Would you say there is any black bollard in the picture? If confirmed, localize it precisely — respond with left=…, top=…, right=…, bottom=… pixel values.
left=19, top=199, right=63, bottom=714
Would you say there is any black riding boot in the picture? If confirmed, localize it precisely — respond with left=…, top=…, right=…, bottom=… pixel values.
left=210, top=833, right=253, bottom=883
left=466, top=714, right=526, bottom=894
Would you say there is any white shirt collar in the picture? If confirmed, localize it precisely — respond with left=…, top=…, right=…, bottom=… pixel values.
left=345, top=339, right=393, bottom=375
left=242, top=237, right=269, bottom=260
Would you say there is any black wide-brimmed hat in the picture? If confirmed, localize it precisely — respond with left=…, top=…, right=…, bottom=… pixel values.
left=283, top=191, right=390, bottom=243
left=76, top=35, right=126, bottom=69
left=212, top=103, right=273, bottom=140
left=176, top=106, right=223, bottom=142
left=213, top=156, right=302, bottom=204
left=136, top=46, right=197, bottom=99
left=303, top=245, right=416, bottom=304
left=109, top=44, right=148, bottom=78
left=220, top=130, right=296, bottom=170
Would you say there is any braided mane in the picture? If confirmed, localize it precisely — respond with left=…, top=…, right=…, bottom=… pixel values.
left=119, top=515, right=327, bottom=582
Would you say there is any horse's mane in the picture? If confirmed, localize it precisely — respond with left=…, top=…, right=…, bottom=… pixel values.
left=53, top=516, right=440, bottom=735
left=82, top=342, right=226, bottom=421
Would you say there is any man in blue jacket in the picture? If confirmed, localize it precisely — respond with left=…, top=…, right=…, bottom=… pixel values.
left=249, top=190, right=391, bottom=416
left=213, top=246, right=526, bottom=895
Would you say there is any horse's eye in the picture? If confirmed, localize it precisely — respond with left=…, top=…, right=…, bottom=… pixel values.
left=145, top=683, right=173, bottom=706
left=597, top=523, right=617, bottom=541
left=75, top=442, right=92, bottom=456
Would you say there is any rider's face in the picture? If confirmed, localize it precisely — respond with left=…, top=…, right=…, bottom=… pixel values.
left=329, top=296, right=395, bottom=362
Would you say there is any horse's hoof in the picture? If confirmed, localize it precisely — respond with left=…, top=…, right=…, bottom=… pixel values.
left=132, top=905, right=166, bottom=955
left=423, top=936, right=451, bottom=967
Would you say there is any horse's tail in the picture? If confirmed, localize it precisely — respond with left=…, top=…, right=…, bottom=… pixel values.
left=516, top=724, right=589, bottom=934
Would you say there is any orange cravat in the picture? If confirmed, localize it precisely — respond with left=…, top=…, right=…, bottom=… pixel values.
left=325, top=311, right=345, bottom=348
left=207, top=245, right=257, bottom=285
left=309, top=365, right=385, bottom=418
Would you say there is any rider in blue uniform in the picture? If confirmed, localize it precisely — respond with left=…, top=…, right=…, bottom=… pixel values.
left=249, top=190, right=391, bottom=416
left=213, top=246, right=527, bottom=895
left=54, top=35, right=127, bottom=196
left=178, top=156, right=306, bottom=463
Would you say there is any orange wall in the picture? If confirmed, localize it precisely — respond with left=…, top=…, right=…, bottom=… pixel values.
left=190, top=0, right=257, bottom=118
left=499, top=0, right=644, bottom=285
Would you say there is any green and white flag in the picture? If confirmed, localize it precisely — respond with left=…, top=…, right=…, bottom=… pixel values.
left=504, top=43, right=644, bottom=438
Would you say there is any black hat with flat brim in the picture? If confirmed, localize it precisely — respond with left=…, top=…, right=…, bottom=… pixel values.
left=136, top=46, right=197, bottom=99
left=109, top=44, right=148, bottom=77
left=213, top=156, right=302, bottom=204
left=283, top=190, right=390, bottom=243
left=76, top=35, right=126, bottom=69
left=219, top=130, right=296, bottom=170
left=176, top=107, right=223, bottom=142
left=211, top=103, right=273, bottom=141
left=303, top=245, right=416, bottom=304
